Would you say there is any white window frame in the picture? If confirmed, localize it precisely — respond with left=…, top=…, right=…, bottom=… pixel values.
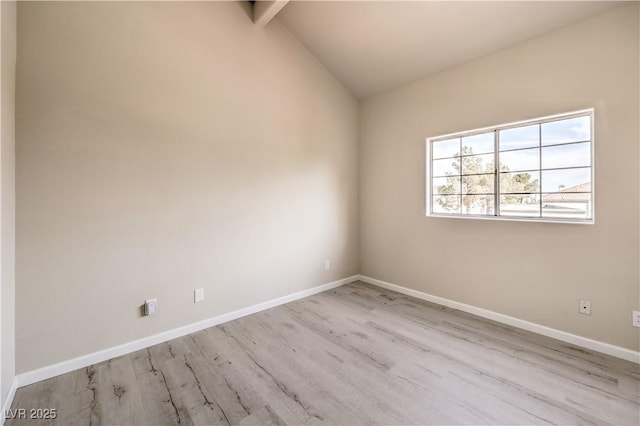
left=426, top=109, right=595, bottom=224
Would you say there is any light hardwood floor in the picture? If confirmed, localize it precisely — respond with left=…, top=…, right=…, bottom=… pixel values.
left=7, top=281, right=640, bottom=425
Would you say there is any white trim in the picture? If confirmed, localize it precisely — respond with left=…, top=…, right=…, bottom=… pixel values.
left=424, top=212, right=595, bottom=226
left=16, top=275, right=359, bottom=388
left=425, top=108, right=595, bottom=225
left=14, top=272, right=638, bottom=389
left=358, top=275, right=640, bottom=364
left=1, top=378, right=17, bottom=425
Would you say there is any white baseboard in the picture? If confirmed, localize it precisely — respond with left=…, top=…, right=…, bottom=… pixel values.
left=358, top=275, right=640, bottom=364
left=14, top=272, right=638, bottom=390
left=16, top=275, right=359, bottom=388
left=1, top=378, right=18, bottom=425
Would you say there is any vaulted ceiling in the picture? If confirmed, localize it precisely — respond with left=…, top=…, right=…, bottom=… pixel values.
left=275, top=1, right=625, bottom=99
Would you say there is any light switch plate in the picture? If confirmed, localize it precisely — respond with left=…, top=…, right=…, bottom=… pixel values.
left=144, top=298, right=157, bottom=315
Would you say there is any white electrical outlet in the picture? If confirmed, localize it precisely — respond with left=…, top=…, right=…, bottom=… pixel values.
left=144, top=298, right=157, bottom=316
left=633, top=311, right=640, bottom=328
left=324, top=260, right=331, bottom=270
left=194, top=288, right=205, bottom=303
left=579, top=300, right=591, bottom=315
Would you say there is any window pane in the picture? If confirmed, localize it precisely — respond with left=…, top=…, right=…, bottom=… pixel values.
left=499, top=124, right=539, bottom=151
left=542, top=193, right=592, bottom=219
left=461, top=154, right=494, bottom=175
left=499, top=148, right=539, bottom=172
left=432, top=195, right=461, bottom=214
left=432, top=138, right=460, bottom=159
left=541, top=116, right=590, bottom=146
left=432, top=157, right=460, bottom=177
left=500, top=171, right=540, bottom=194
left=462, top=132, right=494, bottom=155
left=428, top=111, right=592, bottom=222
left=500, top=195, right=541, bottom=217
left=463, top=174, right=494, bottom=194
left=542, top=142, right=591, bottom=169
left=541, top=168, right=590, bottom=193
left=462, top=195, right=494, bottom=215
left=432, top=176, right=460, bottom=195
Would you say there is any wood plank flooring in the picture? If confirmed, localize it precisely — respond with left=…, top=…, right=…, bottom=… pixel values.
left=7, top=281, right=640, bottom=425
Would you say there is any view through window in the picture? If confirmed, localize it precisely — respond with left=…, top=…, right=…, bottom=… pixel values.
left=427, top=110, right=594, bottom=223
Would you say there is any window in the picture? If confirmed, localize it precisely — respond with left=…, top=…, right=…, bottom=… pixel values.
left=426, top=110, right=594, bottom=223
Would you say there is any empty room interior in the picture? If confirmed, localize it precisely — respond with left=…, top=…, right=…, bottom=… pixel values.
left=1, top=0, right=639, bottom=424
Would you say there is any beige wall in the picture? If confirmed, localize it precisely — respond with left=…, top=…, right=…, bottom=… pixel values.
left=360, top=5, right=639, bottom=351
left=14, top=1, right=639, bottom=376
left=16, top=1, right=359, bottom=373
left=1, top=0, right=17, bottom=404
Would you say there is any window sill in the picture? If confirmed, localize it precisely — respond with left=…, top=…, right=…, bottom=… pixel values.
left=426, top=213, right=594, bottom=225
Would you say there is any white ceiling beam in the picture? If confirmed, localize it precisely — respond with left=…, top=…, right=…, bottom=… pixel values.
left=253, top=0, right=289, bottom=27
